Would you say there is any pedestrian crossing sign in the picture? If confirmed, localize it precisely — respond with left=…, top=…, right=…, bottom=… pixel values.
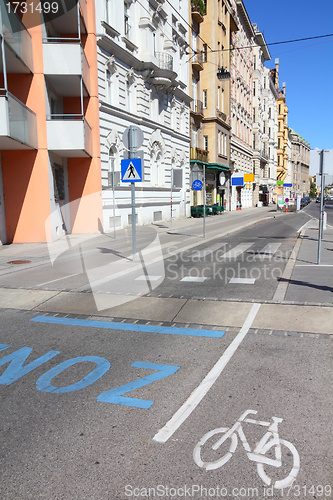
left=121, top=158, right=142, bottom=182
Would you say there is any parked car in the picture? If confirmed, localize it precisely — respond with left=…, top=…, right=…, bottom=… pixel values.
left=300, top=197, right=308, bottom=208
left=305, top=196, right=311, bottom=204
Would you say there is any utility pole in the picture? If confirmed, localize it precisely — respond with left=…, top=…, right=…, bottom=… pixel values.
left=317, top=149, right=325, bottom=264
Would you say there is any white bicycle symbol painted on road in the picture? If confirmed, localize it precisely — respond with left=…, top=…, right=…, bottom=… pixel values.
left=193, top=410, right=300, bottom=489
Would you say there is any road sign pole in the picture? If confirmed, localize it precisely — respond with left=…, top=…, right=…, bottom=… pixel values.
left=170, top=169, right=173, bottom=229
left=317, top=149, right=325, bottom=264
left=129, top=126, right=136, bottom=261
left=203, top=164, right=206, bottom=238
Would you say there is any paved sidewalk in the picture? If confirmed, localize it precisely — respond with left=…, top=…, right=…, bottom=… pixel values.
left=0, top=207, right=332, bottom=335
left=284, top=218, right=333, bottom=304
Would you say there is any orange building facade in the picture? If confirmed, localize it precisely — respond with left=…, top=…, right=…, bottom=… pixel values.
left=0, top=0, right=102, bottom=244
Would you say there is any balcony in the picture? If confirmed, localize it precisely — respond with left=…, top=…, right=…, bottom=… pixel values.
left=46, top=116, right=92, bottom=157
left=192, top=51, right=203, bottom=71
left=0, top=1, right=33, bottom=73
left=191, top=4, right=204, bottom=23
left=43, top=42, right=90, bottom=96
left=217, top=109, right=227, bottom=123
left=190, top=99, right=203, bottom=116
left=43, top=0, right=88, bottom=34
left=0, top=91, right=37, bottom=149
left=190, top=147, right=209, bottom=163
left=155, top=52, right=173, bottom=71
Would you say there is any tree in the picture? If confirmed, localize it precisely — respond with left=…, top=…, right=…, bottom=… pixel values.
left=309, top=181, right=316, bottom=198
left=191, top=0, right=206, bottom=16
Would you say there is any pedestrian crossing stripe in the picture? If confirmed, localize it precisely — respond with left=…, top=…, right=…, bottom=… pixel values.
left=121, top=158, right=142, bottom=182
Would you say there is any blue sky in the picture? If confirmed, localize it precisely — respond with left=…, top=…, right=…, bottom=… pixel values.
left=244, top=0, right=333, bottom=150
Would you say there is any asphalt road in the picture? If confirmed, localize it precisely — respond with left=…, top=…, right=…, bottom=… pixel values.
left=0, top=307, right=332, bottom=499
left=0, top=206, right=332, bottom=499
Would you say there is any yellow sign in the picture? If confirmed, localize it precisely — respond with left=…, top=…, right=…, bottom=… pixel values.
left=244, top=174, right=254, bottom=182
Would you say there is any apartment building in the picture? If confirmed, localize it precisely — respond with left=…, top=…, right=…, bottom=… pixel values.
left=252, top=24, right=278, bottom=206
left=229, top=0, right=254, bottom=210
left=270, top=58, right=289, bottom=197
left=198, top=0, right=234, bottom=210
left=189, top=0, right=205, bottom=207
left=0, top=0, right=101, bottom=244
left=289, top=128, right=310, bottom=197
left=96, top=0, right=191, bottom=230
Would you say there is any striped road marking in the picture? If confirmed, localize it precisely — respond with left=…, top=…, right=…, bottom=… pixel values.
left=222, top=243, right=254, bottom=259
left=229, top=278, right=256, bottom=284
left=193, top=243, right=228, bottom=258
left=255, top=242, right=281, bottom=256
left=135, top=275, right=163, bottom=281
left=31, top=316, right=225, bottom=338
left=180, top=276, right=207, bottom=282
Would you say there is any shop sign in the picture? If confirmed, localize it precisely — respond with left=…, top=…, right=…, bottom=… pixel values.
left=231, top=176, right=244, bottom=186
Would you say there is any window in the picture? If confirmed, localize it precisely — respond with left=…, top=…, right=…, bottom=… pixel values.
left=203, top=89, right=208, bottom=108
left=253, top=82, right=256, bottom=97
left=203, top=44, right=208, bottom=62
left=124, top=1, right=130, bottom=38
left=204, top=135, right=208, bottom=151
left=253, top=55, right=256, bottom=70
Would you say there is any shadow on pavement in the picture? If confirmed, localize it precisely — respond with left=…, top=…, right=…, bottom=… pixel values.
left=278, top=277, right=333, bottom=294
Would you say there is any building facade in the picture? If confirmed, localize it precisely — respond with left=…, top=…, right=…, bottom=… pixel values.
left=252, top=24, right=278, bottom=206
left=197, top=0, right=235, bottom=210
left=289, top=128, right=310, bottom=197
left=271, top=59, right=289, bottom=197
left=229, top=0, right=254, bottom=210
left=96, top=0, right=192, bottom=230
left=0, top=0, right=102, bottom=244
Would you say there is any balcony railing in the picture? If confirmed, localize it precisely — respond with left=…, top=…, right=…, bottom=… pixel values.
left=192, top=51, right=203, bottom=70
left=46, top=115, right=92, bottom=157
left=190, top=147, right=209, bottom=163
left=217, top=109, right=227, bottom=122
left=155, top=52, right=173, bottom=71
left=0, top=90, right=37, bottom=148
left=0, top=0, right=33, bottom=72
left=190, top=99, right=203, bottom=115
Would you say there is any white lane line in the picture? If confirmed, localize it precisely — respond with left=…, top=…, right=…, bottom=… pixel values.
left=222, top=242, right=254, bottom=260
left=295, top=264, right=333, bottom=267
left=297, top=217, right=316, bottom=233
left=257, top=242, right=281, bottom=256
left=180, top=276, right=207, bottom=282
left=229, top=278, right=255, bottom=284
left=135, top=275, right=162, bottom=281
left=194, top=243, right=227, bottom=258
left=37, top=273, right=80, bottom=286
left=153, top=303, right=261, bottom=444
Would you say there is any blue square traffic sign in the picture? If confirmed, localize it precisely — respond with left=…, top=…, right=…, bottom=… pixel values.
left=121, top=159, right=142, bottom=182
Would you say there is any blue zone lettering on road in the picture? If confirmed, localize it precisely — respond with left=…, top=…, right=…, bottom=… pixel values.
left=0, top=343, right=179, bottom=409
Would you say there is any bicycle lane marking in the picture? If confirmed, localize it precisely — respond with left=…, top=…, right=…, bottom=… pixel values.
left=153, top=302, right=261, bottom=443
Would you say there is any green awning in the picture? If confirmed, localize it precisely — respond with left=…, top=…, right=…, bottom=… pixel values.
left=206, top=163, right=231, bottom=172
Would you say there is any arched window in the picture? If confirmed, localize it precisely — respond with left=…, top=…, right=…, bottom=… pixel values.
left=125, top=70, right=136, bottom=113
left=151, top=142, right=164, bottom=187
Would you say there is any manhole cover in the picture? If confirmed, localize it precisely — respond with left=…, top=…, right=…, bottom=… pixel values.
left=7, top=260, right=31, bottom=265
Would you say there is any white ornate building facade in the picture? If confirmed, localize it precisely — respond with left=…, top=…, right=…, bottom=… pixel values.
left=252, top=24, right=278, bottom=206
left=95, top=0, right=191, bottom=229
left=229, top=0, right=255, bottom=210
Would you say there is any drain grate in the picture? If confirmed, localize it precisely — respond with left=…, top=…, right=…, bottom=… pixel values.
left=7, top=260, right=31, bottom=265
